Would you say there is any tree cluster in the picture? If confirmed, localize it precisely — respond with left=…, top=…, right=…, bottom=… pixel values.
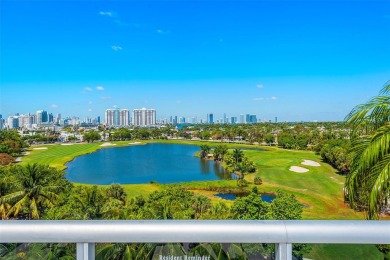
left=317, top=139, right=353, bottom=174
left=0, top=163, right=309, bottom=259
left=0, top=130, right=28, bottom=165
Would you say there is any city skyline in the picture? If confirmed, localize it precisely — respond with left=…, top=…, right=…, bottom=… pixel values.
left=1, top=1, right=389, bottom=121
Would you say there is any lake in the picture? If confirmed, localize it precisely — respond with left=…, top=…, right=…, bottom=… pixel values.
left=215, top=193, right=276, bottom=203
left=65, top=143, right=231, bottom=184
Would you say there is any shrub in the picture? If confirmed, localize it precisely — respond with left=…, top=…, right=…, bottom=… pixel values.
left=254, top=177, right=263, bottom=185
left=237, top=179, right=248, bottom=187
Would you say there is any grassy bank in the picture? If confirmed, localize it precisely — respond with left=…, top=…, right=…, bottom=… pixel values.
left=21, top=140, right=362, bottom=219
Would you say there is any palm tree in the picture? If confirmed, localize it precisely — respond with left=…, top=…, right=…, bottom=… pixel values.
left=199, top=144, right=211, bottom=159
left=232, top=148, right=244, bottom=166
left=0, top=164, right=67, bottom=220
left=217, top=144, right=228, bottom=162
left=345, top=81, right=390, bottom=219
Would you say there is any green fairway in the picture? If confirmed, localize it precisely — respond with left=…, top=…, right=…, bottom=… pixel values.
left=21, top=140, right=363, bottom=220
left=243, top=147, right=363, bottom=220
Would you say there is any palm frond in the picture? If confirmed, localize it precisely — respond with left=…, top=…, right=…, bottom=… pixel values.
left=30, top=197, right=40, bottom=220
left=7, top=194, right=29, bottom=218
left=0, top=191, right=25, bottom=204
left=354, top=124, right=390, bottom=173
left=379, top=80, right=390, bottom=95
left=368, top=162, right=390, bottom=219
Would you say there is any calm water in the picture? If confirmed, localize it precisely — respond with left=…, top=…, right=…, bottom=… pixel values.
left=215, top=193, right=276, bottom=203
left=65, top=143, right=231, bottom=184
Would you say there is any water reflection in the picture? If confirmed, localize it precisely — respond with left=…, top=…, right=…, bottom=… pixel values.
left=66, top=144, right=232, bottom=185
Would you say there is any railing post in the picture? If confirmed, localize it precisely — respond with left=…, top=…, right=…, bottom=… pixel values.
left=275, top=243, right=292, bottom=260
left=77, top=243, right=95, bottom=260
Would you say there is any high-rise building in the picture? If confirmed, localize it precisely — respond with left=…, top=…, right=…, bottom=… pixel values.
left=231, top=117, right=237, bottom=124
left=105, top=109, right=119, bottom=126
left=207, top=113, right=214, bottom=124
left=105, top=108, right=129, bottom=127
left=239, top=114, right=244, bottom=124
left=248, top=114, right=257, bottom=124
left=132, top=108, right=156, bottom=127
left=119, top=109, right=130, bottom=126
left=18, top=113, right=35, bottom=129
left=36, top=110, right=48, bottom=125
left=0, top=118, right=4, bottom=130
left=7, top=116, right=19, bottom=129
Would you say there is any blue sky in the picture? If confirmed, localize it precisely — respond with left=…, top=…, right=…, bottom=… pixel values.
left=1, top=0, right=389, bottom=122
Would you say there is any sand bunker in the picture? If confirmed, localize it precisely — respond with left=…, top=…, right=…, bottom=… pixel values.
left=100, top=143, right=117, bottom=147
left=61, top=143, right=74, bottom=146
left=33, top=147, right=48, bottom=150
left=301, top=160, right=321, bottom=167
left=129, top=142, right=142, bottom=145
left=289, top=166, right=309, bottom=173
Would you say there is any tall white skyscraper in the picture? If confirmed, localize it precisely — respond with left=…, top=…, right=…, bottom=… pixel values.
left=133, top=108, right=156, bottom=127
left=105, top=108, right=129, bottom=127
left=119, top=109, right=130, bottom=126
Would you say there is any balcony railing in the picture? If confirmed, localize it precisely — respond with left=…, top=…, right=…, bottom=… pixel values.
left=1, top=220, right=389, bottom=260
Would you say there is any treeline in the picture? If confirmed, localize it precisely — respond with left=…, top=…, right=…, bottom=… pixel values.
left=316, top=139, right=353, bottom=174
left=0, top=163, right=309, bottom=259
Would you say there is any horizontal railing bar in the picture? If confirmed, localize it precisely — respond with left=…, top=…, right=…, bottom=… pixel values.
left=0, top=220, right=389, bottom=244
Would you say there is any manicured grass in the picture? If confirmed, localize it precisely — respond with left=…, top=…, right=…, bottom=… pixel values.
left=242, top=147, right=363, bottom=220
left=306, top=244, right=384, bottom=260
left=22, top=140, right=363, bottom=219
left=21, top=141, right=141, bottom=170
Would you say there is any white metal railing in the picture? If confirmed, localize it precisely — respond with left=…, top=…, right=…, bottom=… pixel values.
left=0, top=220, right=389, bottom=260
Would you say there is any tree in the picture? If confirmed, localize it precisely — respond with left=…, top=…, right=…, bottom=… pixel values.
left=264, top=134, right=275, bottom=145
left=232, top=148, right=244, bottom=165
left=106, top=184, right=127, bottom=204
left=345, top=81, right=390, bottom=219
left=0, top=164, right=70, bottom=220
left=231, top=190, right=270, bottom=220
left=83, top=130, right=101, bottom=143
left=199, top=144, right=211, bottom=159
left=192, top=195, right=212, bottom=219
left=213, top=144, right=228, bottom=162
left=0, top=130, right=27, bottom=155
left=270, top=190, right=303, bottom=220
left=0, top=153, right=14, bottom=166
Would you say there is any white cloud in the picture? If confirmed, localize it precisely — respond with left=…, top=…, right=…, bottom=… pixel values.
left=99, top=11, right=112, bottom=17
left=100, top=96, right=111, bottom=100
left=88, top=109, right=93, bottom=112
left=253, top=96, right=277, bottom=101
left=111, top=45, right=123, bottom=51
left=97, top=86, right=104, bottom=91
left=50, top=104, right=59, bottom=108
left=256, top=84, right=264, bottom=89
left=88, top=101, right=93, bottom=105
left=84, top=87, right=93, bottom=92
left=157, top=29, right=170, bottom=34
left=113, top=105, right=118, bottom=108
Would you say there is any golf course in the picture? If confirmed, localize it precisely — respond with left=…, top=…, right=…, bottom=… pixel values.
left=21, top=140, right=363, bottom=220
